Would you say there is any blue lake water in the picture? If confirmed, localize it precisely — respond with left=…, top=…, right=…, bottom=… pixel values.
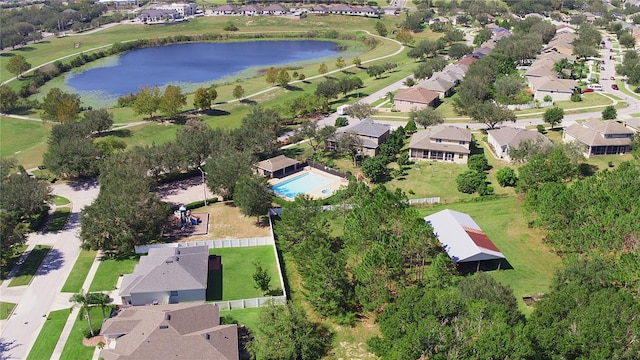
left=65, top=40, right=341, bottom=101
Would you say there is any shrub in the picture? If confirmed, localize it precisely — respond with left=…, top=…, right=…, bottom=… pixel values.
left=543, top=95, right=553, bottom=102
left=536, top=124, right=546, bottom=134
left=224, top=23, right=238, bottom=31
left=496, top=167, right=518, bottom=187
left=456, top=170, right=486, bottom=194
left=570, top=93, right=582, bottom=102
left=467, top=154, right=489, bottom=172
left=335, top=117, right=349, bottom=127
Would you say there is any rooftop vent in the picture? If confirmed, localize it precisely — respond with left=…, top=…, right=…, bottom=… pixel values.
left=205, top=333, right=210, bottom=340
left=165, top=314, right=171, bottom=321
left=159, top=325, right=169, bottom=329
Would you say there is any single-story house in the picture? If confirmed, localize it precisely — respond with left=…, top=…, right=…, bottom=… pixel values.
left=528, top=76, right=576, bottom=102
left=487, top=126, right=553, bottom=162
left=408, top=125, right=471, bottom=164
left=325, top=119, right=390, bottom=157
left=238, top=4, right=261, bottom=15
left=262, top=4, right=288, bottom=15
left=424, top=209, right=505, bottom=269
left=624, top=118, right=640, bottom=132
left=563, top=119, right=634, bottom=157
left=431, top=70, right=460, bottom=85
left=418, top=77, right=455, bottom=99
left=119, top=246, right=209, bottom=306
left=100, top=303, right=238, bottom=360
left=524, top=64, right=557, bottom=79
left=454, top=56, right=476, bottom=67
left=209, top=4, right=236, bottom=15
left=393, top=87, right=440, bottom=112
left=256, top=155, right=300, bottom=178
left=138, top=9, right=180, bottom=23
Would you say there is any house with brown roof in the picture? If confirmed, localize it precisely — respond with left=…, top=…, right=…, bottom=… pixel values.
left=256, top=155, right=300, bottom=178
left=261, top=4, right=288, bottom=15
left=487, top=126, right=553, bottom=162
left=563, top=119, right=634, bottom=157
left=454, top=56, right=476, bottom=67
left=100, top=303, right=238, bottom=360
left=119, top=246, right=209, bottom=306
left=528, top=76, right=576, bottom=102
left=393, top=87, right=439, bottom=112
left=408, top=125, right=471, bottom=164
left=325, top=119, right=390, bottom=157
left=238, top=4, right=261, bottom=15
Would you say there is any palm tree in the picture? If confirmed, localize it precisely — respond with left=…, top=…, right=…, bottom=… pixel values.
left=70, top=291, right=95, bottom=337
left=87, top=292, right=110, bottom=323
left=386, top=91, right=395, bottom=104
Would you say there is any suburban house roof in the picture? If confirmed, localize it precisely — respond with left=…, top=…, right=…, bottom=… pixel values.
left=119, top=246, right=208, bottom=298
left=262, top=4, right=288, bottom=11
left=524, top=65, right=557, bottom=78
left=454, top=56, right=476, bottom=67
left=431, top=71, right=458, bottom=84
left=424, top=209, right=504, bottom=263
left=624, top=118, right=640, bottom=132
left=419, top=77, right=455, bottom=93
left=256, top=155, right=299, bottom=173
left=337, top=119, right=389, bottom=138
left=100, top=303, right=238, bottom=360
left=409, top=125, right=471, bottom=154
left=487, top=126, right=552, bottom=150
left=212, top=4, right=236, bottom=11
left=538, top=51, right=576, bottom=62
left=565, top=119, right=634, bottom=147
left=529, top=76, right=575, bottom=93
left=446, top=63, right=468, bottom=76
left=394, top=87, right=439, bottom=105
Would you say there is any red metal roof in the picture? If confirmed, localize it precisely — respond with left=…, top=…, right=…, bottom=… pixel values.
left=463, top=227, right=500, bottom=252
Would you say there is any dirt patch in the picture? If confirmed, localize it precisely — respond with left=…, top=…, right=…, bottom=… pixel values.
left=82, top=335, right=104, bottom=347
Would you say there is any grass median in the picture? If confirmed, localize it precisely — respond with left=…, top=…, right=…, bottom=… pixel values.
left=0, top=302, right=17, bottom=320
left=26, top=308, right=71, bottom=360
left=8, top=245, right=52, bottom=287
left=61, top=250, right=97, bottom=293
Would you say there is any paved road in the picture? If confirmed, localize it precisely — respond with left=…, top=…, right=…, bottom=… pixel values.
left=0, top=179, right=99, bottom=360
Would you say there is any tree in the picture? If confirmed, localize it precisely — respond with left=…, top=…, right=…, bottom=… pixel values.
left=345, top=102, right=376, bottom=120
left=132, top=85, right=161, bottom=119
left=69, top=291, right=96, bottom=337
left=352, top=56, right=362, bottom=68
left=6, top=54, right=31, bottom=79
left=41, top=88, right=81, bottom=122
left=366, top=65, right=385, bottom=78
left=619, top=31, right=635, bottom=49
left=0, top=211, right=29, bottom=268
left=409, top=107, right=444, bottom=128
left=193, top=87, right=211, bottom=111
left=208, top=86, right=218, bottom=104
left=204, top=149, right=253, bottom=201
left=361, top=156, right=388, bottom=183
left=517, top=147, right=575, bottom=192
left=602, top=105, right=617, bottom=120
left=299, top=122, right=335, bottom=153
left=252, top=262, right=271, bottom=295
left=335, top=56, right=346, bottom=70
left=448, top=43, right=472, bottom=59
left=265, top=66, right=278, bottom=85
left=318, top=63, right=328, bottom=75
left=338, top=77, right=363, bottom=97
left=159, top=85, right=186, bottom=118
left=233, top=174, right=272, bottom=223
left=0, top=86, right=19, bottom=113
left=82, top=108, right=113, bottom=136
left=543, top=107, right=565, bottom=129
left=404, top=119, right=417, bottom=133
left=496, top=167, right=518, bottom=187
left=395, top=29, right=414, bottom=45
left=175, top=119, right=216, bottom=168
left=467, top=153, right=489, bottom=172
left=232, top=85, right=245, bottom=100
left=43, top=122, right=99, bottom=178
left=86, top=292, right=110, bottom=323
left=616, top=51, right=640, bottom=86
left=375, top=21, right=388, bottom=36
left=337, top=131, right=363, bottom=167
left=456, top=170, right=486, bottom=194
left=469, top=101, right=516, bottom=129
left=247, top=302, right=332, bottom=360
left=315, top=79, right=340, bottom=99
left=277, top=69, right=291, bottom=88
left=474, top=28, right=493, bottom=46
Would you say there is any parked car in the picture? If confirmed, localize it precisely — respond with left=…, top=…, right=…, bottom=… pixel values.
left=582, top=88, right=594, bottom=93
left=601, top=66, right=605, bottom=71
left=610, top=76, right=615, bottom=80
left=612, top=84, right=619, bottom=90
left=601, top=60, right=606, bottom=64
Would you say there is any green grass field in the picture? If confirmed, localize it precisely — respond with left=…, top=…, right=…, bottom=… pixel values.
left=61, top=250, right=97, bottom=293
left=0, top=116, right=52, bottom=169
left=8, top=246, right=52, bottom=287
left=0, top=302, right=17, bottom=320
left=46, top=207, right=71, bottom=232
left=26, top=308, right=71, bottom=360
left=220, top=307, right=262, bottom=333
left=59, top=307, right=105, bottom=360
left=0, top=244, right=28, bottom=284
left=207, top=246, right=280, bottom=301
left=50, top=195, right=70, bottom=206
left=88, top=254, right=138, bottom=292
left=417, top=197, right=563, bottom=314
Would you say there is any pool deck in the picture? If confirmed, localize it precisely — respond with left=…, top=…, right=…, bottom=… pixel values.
left=268, top=166, right=349, bottom=200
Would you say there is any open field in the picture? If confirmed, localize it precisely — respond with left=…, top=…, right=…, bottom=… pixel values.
left=207, top=246, right=280, bottom=301
left=26, top=308, right=70, bottom=360
left=8, top=245, right=52, bottom=287
left=417, top=196, right=563, bottom=314
left=61, top=250, right=97, bottom=293
left=0, top=116, right=52, bottom=169
left=88, top=254, right=138, bottom=292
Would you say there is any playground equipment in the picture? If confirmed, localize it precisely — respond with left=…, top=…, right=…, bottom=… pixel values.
left=174, top=205, right=201, bottom=231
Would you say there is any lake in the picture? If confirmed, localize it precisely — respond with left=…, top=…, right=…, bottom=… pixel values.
left=65, top=40, right=341, bottom=101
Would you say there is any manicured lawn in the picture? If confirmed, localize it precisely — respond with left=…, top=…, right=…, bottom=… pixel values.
left=26, top=308, right=71, bottom=360
left=46, top=207, right=71, bottom=232
left=51, top=195, right=70, bottom=206
left=0, top=244, right=28, bottom=284
left=207, top=246, right=280, bottom=301
left=0, top=302, right=17, bottom=320
left=8, top=246, right=52, bottom=287
left=60, top=307, right=105, bottom=360
left=417, top=197, right=563, bottom=314
left=61, top=250, right=97, bottom=293
left=220, top=307, right=262, bottom=333
left=88, top=254, right=138, bottom=292
left=0, top=116, right=51, bottom=169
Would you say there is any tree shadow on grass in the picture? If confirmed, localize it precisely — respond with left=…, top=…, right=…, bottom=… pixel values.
left=203, top=109, right=230, bottom=116
left=0, top=53, right=15, bottom=57
left=578, top=163, right=599, bottom=177
left=280, top=147, right=303, bottom=158
left=240, top=99, right=257, bottom=106
left=284, top=85, right=303, bottom=91
left=106, top=129, right=132, bottom=138
left=15, top=46, right=36, bottom=52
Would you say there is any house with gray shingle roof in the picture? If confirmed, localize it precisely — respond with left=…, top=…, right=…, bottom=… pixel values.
left=326, top=119, right=390, bottom=157
left=209, top=4, right=237, bottom=15
left=119, top=246, right=208, bottom=306
left=393, top=87, right=440, bottom=112
left=528, top=76, right=576, bottom=102
left=100, top=303, right=238, bottom=360
left=408, top=125, right=471, bottom=164
left=418, top=77, right=456, bottom=99
left=563, top=119, right=634, bottom=158
left=256, top=155, right=300, bottom=178
left=487, top=126, right=553, bottom=162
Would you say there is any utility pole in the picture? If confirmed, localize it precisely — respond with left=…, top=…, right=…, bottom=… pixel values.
left=198, top=167, right=208, bottom=206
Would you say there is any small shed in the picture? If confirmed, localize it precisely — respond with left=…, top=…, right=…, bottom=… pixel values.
left=424, top=209, right=505, bottom=271
left=256, top=155, right=300, bottom=178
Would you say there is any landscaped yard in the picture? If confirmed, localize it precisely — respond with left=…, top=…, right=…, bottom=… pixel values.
left=59, top=307, right=106, bottom=360
left=386, top=161, right=475, bottom=203
left=220, top=307, right=262, bottom=333
left=88, top=254, right=138, bottom=292
left=417, top=196, right=563, bottom=314
left=8, top=245, right=52, bottom=287
left=207, top=246, right=281, bottom=301
left=0, top=302, right=16, bottom=320
left=26, top=308, right=71, bottom=360
left=61, top=250, right=97, bottom=293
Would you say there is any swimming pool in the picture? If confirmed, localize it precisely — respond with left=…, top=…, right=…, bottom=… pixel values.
left=271, top=172, right=332, bottom=199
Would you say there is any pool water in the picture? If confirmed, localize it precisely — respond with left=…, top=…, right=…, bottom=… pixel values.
left=271, top=172, right=332, bottom=199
